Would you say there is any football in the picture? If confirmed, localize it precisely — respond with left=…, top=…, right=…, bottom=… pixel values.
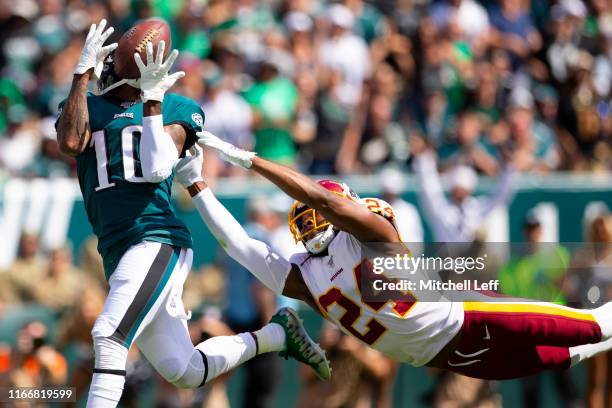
left=113, top=18, right=171, bottom=79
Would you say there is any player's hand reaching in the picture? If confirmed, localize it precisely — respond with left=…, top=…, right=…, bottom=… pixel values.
left=174, top=144, right=204, bottom=188
left=134, top=41, right=185, bottom=102
left=74, top=19, right=118, bottom=79
left=197, top=131, right=256, bottom=169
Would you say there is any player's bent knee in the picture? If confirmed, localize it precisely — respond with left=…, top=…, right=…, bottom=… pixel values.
left=156, top=357, right=184, bottom=384
left=93, top=336, right=128, bottom=370
left=165, top=349, right=206, bottom=389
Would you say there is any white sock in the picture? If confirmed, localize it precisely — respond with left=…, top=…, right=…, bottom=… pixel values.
left=591, top=302, right=612, bottom=340
left=86, top=373, right=125, bottom=408
left=196, top=333, right=258, bottom=384
left=569, top=336, right=612, bottom=367
left=252, top=323, right=286, bottom=354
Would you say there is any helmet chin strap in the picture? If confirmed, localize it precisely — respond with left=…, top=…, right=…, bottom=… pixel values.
left=304, top=226, right=337, bottom=254
left=95, top=78, right=140, bottom=96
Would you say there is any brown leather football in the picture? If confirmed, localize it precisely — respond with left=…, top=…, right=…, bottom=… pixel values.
left=113, top=18, right=171, bottom=79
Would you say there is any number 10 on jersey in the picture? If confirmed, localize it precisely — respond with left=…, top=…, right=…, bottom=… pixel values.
left=92, top=126, right=147, bottom=191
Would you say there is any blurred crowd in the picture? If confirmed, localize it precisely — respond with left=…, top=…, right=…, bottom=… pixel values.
left=0, top=0, right=611, bottom=183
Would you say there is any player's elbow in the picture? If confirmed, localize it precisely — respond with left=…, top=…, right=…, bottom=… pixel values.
left=57, top=136, right=83, bottom=157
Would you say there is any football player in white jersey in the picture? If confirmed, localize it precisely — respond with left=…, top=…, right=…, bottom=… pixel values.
left=177, top=132, right=612, bottom=380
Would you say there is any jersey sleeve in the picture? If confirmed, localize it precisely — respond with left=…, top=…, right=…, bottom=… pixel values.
left=54, top=92, right=99, bottom=131
left=163, top=94, right=206, bottom=156
left=359, top=197, right=396, bottom=222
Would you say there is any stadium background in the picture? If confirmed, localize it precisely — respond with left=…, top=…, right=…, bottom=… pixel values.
left=1, top=0, right=612, bottom=406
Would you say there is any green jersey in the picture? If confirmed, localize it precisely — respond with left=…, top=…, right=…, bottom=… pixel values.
left=58, top=92, right=205, bottom=278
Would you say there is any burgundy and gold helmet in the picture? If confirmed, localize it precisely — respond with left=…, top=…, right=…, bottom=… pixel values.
left=288, top=180, right=359, bottom=254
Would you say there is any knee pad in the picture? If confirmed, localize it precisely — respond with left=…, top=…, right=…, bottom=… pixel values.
left=93, top=336, right=128, bottom=370
left=167, top=349, right=206, bottom=389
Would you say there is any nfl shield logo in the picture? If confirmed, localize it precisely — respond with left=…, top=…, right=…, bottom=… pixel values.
left=192, top=113, right=203, bottom=128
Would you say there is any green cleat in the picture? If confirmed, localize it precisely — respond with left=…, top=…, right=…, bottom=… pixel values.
left=270, top=307, right=331, bottom=380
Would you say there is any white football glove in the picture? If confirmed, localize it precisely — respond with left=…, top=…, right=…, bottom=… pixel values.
left=134, top=41, right=185, bottom=102
left=174, top=144, right=204, bottom=188
left=197, top=131, right=256, bottom=169
left=75, top=19, right=118, bottom=79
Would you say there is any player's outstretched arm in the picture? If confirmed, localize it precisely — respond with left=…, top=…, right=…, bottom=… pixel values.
left=197, top=131, right=400, bottom=244
left=135, top=41, right=186, bottom=182
left=57, top=19, right=117, bottom=156
left=174, top=147, right=295, bottom=296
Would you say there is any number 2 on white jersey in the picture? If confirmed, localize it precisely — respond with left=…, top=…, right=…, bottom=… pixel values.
left=318, top=259, right=417, bottom=345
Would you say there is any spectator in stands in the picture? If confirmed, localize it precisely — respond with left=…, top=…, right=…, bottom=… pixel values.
left=218, top=197, right=280, bottom=408
left=30, top=246, right=82, bottom=315
left=201, top=64, right=253, bottom=179
left=6, top=233, right=46, bottom=303
left=9, top=321, right=67, bottom=388
left=341, top=0, right=387, bottom=45
left=430, top=0, right=490, bottom=52
left=22, top=118, right=73, bottom=178
left=378, top=167, right=424, bottom=243
left=412, top=136, right=517, bottom=242
left=0, top=271, right=18, bottom=307
left=489, top=0, right=542, bottom=66
left=500, top=211, right=570, bottom=301
left=438, top=110, right=500, bottom=175
left=0, top=343, right=10, bottom=387
left=243, top=51, right=299, bottom=166
left=306, top=69, right=353, bottom=175
left=0, top=114, right=41, bottom=176
left=507, top=89, right=561, bottom=172
left=319, top=4, right=371, bottom=108
left=415, top=89, right=453, bottom=149
left=429, top=369, right=502, bottom=407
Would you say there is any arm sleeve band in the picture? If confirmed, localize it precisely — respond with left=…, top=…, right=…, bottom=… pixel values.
left=192, top=187, right=290, bottom=294
left=140, top=115, right=179, bottom=182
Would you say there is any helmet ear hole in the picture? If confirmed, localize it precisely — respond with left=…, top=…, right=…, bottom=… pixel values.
left=96, top=51, right=122, bottom=95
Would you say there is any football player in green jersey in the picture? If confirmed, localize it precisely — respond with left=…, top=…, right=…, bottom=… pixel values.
left=56, top=20, right=330, bottom=407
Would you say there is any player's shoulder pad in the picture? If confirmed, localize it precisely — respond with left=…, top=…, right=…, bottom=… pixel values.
left=164, top=93, right=205, bottom=130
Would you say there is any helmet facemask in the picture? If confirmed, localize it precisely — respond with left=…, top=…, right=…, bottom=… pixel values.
left=287, top=180, right=359, bottom=254
left=288, top=203, right=335, bottom=254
